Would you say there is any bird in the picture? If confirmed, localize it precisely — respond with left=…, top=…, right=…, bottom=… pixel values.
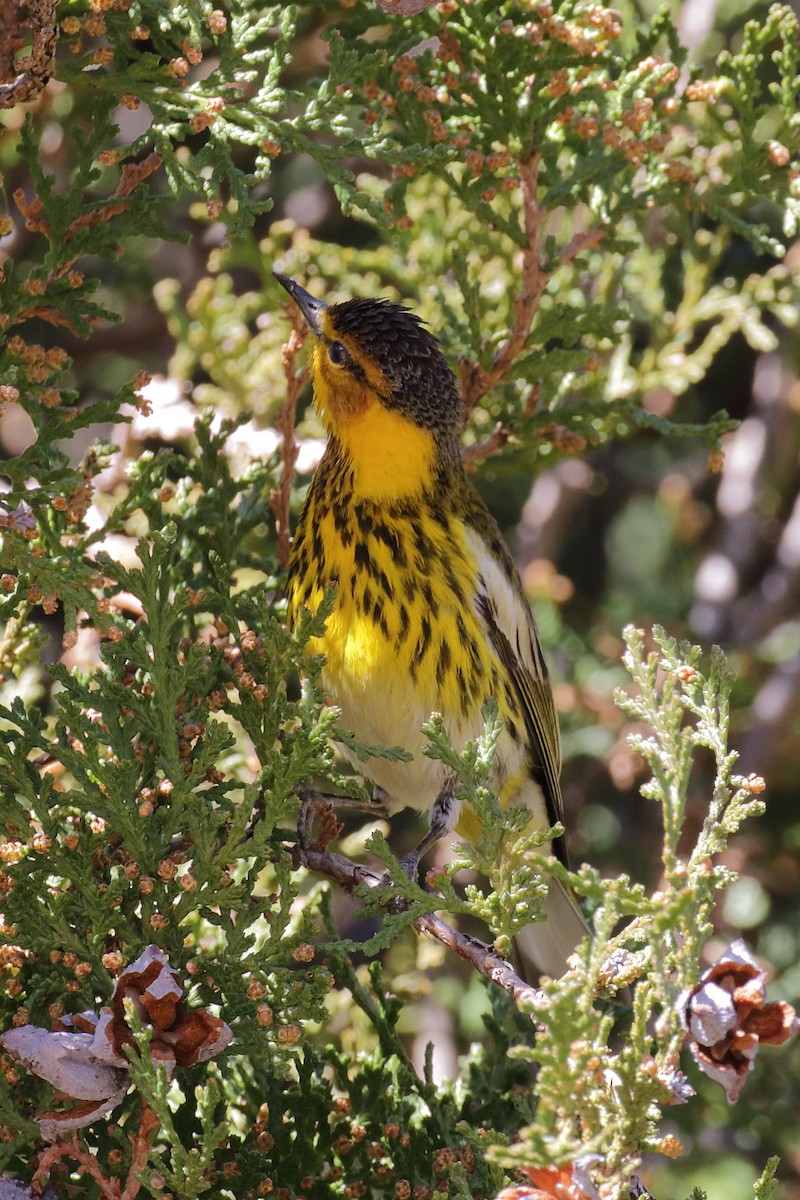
left=275, top=272, right=588, bottom=978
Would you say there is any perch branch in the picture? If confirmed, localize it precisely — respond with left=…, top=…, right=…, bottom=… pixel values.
left=294, top=840, right=546, bottom=1023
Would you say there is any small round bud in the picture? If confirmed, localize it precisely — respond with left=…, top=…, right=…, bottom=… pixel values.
left=769, top=140, right=790, bottom=168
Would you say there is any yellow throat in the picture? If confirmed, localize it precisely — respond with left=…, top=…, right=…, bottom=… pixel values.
left=308, top=311, right=438, bottom=503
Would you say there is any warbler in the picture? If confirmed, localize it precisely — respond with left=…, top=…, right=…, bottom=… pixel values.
left=276, top=273, right=587, bottom=978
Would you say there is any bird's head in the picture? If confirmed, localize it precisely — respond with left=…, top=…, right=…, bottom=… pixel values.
left=275, top=274, right=463, bottom=499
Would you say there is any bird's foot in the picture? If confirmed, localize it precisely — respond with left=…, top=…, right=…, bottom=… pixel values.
left=392, top=783, right=460, bottom=884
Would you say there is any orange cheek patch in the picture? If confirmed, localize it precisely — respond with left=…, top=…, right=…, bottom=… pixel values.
left=311, top=334, right=388, bottom=426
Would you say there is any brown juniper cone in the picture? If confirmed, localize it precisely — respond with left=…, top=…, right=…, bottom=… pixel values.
left=0, top=946, right=233, bottom=1140
left=679, top=938, right=799, bottom=1103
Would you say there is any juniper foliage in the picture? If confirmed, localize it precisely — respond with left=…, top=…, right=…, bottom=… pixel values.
left=0, top=1, right=798, bottom=1197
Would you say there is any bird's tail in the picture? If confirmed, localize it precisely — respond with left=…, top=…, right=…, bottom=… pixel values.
left=513, top=876, right=590, bottom=982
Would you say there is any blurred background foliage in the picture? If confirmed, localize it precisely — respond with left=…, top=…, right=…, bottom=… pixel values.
left=1, top=0, right=800, bottom=1196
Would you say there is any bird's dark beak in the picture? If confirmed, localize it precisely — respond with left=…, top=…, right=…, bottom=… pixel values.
left=273, top=273, right=327, bottom=336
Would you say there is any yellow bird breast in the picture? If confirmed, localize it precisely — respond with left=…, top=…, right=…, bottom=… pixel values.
left=288, top=487, right=535, bottom=819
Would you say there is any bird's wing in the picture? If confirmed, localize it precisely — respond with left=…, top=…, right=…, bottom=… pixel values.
left=463, top=522, right=565, bottom=849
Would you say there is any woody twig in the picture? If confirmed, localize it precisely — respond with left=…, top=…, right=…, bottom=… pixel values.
left=459, top=152, right=606, bottom=414
left=271, top=317, right=308, bottom=570
left=460, top=421, right=512, bottom=470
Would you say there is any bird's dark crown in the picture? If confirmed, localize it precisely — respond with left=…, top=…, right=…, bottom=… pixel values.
left=327, top=296, right=464, bottom=440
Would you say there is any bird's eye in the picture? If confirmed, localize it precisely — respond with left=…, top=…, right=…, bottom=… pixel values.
left=328, top=341, right=349, bottom=368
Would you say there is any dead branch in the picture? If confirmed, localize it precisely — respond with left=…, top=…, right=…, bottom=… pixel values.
left=31, top=1103, right=159, bottom=1199
left=120, top=1104, right=160, bottom=1200
left=33, top=1135, right=119, bottom=1199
